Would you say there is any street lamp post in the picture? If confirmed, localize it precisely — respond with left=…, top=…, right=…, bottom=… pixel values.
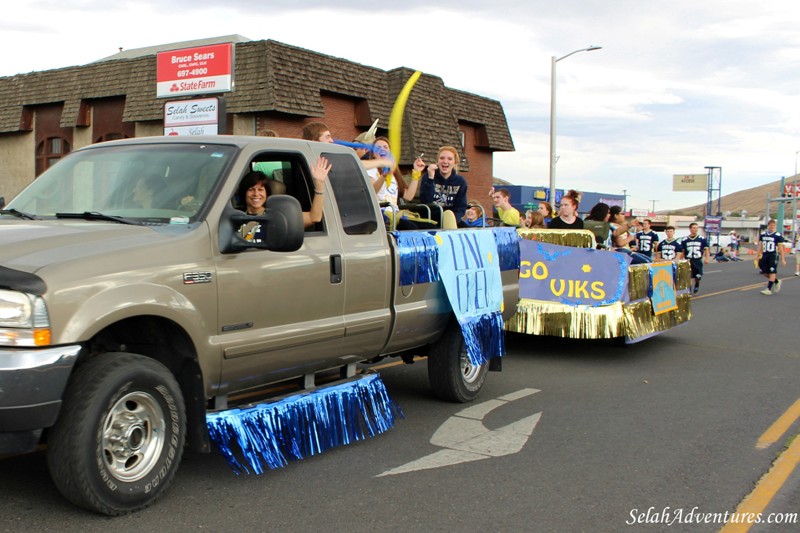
left=548, top=46, right=602, bottom=206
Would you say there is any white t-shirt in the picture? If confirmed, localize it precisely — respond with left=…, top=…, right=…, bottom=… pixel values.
left=371, top=169, right=399, bottom=205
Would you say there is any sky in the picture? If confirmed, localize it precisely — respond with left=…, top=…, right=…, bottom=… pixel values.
left=3, top=0, right=800, bottom=212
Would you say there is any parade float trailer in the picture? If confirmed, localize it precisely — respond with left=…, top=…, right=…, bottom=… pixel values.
left=505, top=229, right=692, bottom=343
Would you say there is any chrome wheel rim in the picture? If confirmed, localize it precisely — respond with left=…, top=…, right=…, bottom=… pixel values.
left=102, top=391, right=165, bottom=482
left=460, top=350, right=482, bottom=384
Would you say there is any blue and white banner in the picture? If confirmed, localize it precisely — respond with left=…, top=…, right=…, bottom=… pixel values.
left=519, top=240, right=632, bottom=306
left=649, top=262, right=678, bottom=315
left=435, top=230, right=505, bottom=366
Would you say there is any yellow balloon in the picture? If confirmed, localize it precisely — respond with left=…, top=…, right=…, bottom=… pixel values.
left=388, top=70, right=422, bottom=168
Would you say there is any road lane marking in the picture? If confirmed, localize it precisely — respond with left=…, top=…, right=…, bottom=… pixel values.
left=692, top=282, right=772, bottom=300
left=692, top=275, right=796, bottom=300
left=377, top=388, right=541, bottom=476
left=720, top=435, right=800, bottom=533
left=756, top=398, right=800, bottom=450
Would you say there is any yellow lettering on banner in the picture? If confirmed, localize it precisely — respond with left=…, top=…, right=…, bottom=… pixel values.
left=523, top=256, right=610, bottom=302
left=573, top=280, right=590, bottom=299
left=653, top=268, right=672, bottom=287
left=520, top=261, right=548, bottom=280
left=591, top=281, right=606, bottom=300
left=550, top=279, right=566, bottom=296
left=532, top=262, right=548, bottom=280
left=519, top=260, right=531, bottom=278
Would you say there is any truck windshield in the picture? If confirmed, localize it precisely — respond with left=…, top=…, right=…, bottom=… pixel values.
left=6, top=143, right=236, bottom=223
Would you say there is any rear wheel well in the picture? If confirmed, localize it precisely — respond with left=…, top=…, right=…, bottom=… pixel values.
left=78, top=316, right=209, bottom=452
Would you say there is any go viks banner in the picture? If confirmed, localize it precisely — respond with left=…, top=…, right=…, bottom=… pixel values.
left=519, top=240, right=632, bottom=306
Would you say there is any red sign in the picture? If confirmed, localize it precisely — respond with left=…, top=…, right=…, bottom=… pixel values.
left=156, top=43, right=233, bottom=98
left=784, top=183, right=800, bottom=198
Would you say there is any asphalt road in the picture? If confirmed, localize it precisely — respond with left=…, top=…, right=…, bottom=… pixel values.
left=1, top=258, right=798, bottom=532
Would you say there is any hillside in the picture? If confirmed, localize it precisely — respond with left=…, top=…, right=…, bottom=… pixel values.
left=665, top=177, right=798, bottom=218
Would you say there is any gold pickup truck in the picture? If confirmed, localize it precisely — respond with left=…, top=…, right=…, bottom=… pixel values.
left=0, top=136, right=519, bottom=515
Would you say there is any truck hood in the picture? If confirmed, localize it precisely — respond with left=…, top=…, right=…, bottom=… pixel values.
left=0, top=221, right=190, bottom=274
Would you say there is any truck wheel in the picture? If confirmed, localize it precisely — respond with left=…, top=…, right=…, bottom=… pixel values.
left=428, top=320, right=488, bottom=403
left=46, top=353, right=186, bottom=515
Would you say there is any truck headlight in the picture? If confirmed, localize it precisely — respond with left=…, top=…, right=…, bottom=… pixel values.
left=0, top=290, right=51, bottom=346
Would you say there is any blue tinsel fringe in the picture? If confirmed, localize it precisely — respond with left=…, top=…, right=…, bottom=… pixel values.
left=395, top=228, right=519, bottom=286
left=394, top=230, right=439, bottom=286
left=460, top=310, right=506, bottom=366
left=492, top=227, right=521, bottom=271
left=206, top=374, right=403, bottom=475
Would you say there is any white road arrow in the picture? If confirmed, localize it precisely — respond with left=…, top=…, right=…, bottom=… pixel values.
left=377, top=388, right=541, bottom=477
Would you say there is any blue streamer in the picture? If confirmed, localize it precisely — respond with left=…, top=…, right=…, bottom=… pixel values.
left=536, top=241, right=573, bottom=262
left=333, top=139, right=392, bottom=159
left=206, top=374, right=403, bottom=475
left=492, top=227, right=521, bottom=271
left=394, top=230, right=440, bottom=285
left=460, top=310, right=506, bottom=366
left=606, top=252, right=632, bottom=306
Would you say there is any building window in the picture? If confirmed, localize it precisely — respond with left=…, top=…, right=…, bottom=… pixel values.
left=36, top=136, right=71, bottom=176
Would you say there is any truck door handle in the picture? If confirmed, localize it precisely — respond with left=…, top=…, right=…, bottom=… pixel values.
left=330, top=254, right=342, bottom=284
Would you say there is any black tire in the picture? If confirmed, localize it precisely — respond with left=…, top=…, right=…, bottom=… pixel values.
left=428, top=319, right=488, bottom=403
left=46, top=353, right=186, bottom=515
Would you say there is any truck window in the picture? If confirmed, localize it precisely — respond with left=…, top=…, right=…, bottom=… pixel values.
left=323, top=152, right=378, bottom=235
left=7, top=143, right=236, bottom=221
left=247, top=154, right=324, bottom=232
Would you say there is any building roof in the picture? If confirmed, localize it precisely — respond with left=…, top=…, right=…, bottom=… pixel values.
left=93, top=35, right=252, bottom=63
left=0, top=38, right=514, bottom=165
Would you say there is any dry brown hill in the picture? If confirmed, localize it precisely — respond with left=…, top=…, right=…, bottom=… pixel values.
left=666, top=176, right=799, bottom=218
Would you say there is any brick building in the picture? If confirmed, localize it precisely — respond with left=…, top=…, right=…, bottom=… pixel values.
left=0, top=36, right=514, bottom=202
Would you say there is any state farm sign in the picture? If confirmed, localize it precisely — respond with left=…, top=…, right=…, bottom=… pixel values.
left=156, top=43, right=233, bottom=98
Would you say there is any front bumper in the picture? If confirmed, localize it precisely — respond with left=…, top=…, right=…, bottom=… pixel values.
left=0, top=344, right=81, bottom=454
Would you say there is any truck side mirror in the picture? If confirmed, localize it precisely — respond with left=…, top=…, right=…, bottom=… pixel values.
left=220, top=195, right=305, bottom=254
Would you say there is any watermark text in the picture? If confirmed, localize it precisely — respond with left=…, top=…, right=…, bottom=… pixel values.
left=627, top=506, right=798, bottom=527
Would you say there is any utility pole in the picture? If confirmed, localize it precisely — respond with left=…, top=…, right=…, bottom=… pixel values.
left=622, top=189, right=628, bottom=212
left=649, top=199, right=658, bottom=214
left=548, top=46, right=603, bottom=205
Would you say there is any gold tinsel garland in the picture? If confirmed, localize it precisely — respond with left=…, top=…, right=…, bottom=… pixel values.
left=675, top=260, right=691, bottom=290
left=517, top=228, right=595, bottom=248
left=506, top=293, right=692, bottom=341
left=506, top=300, right=626, bottom=338
left=622, top=293, right=692, bottom=340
